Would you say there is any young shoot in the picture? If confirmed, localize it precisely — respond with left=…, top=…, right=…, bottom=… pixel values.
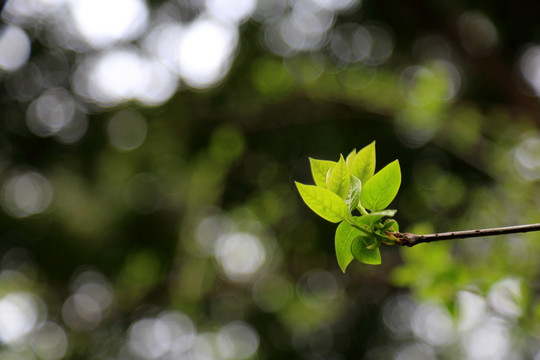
left=295, top=142, right=401, bottom=271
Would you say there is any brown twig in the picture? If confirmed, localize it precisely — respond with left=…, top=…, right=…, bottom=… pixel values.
left=392, top=223, right=540, bottom=247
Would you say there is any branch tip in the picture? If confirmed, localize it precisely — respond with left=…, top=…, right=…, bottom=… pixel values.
left=391, top=223, right=540, bottom=247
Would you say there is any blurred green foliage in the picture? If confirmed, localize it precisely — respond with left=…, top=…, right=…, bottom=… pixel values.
left=2, top=0, right=540, bottom=359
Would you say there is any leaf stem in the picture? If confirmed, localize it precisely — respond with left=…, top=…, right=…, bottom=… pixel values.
left=393, top=223, right=540, bottom=247
left=345, top=217, right=372, bottom=236
left=358, top=204, right=369, bottom=216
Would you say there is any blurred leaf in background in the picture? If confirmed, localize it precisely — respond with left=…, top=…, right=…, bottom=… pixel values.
left=2, top=0, right=540, bottom=359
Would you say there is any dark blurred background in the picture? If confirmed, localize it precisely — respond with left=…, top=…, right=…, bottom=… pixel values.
left=1, top=0, right=540, bottom=359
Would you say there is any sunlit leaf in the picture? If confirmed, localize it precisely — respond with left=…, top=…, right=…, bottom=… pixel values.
left=326, top=154, right=350, bottom=199
left=296, top=182, right=347, bottom=223
left=351, top=214, right=384, bottom=225
left=360, top=160, right=401, bottom=211
left=351, top=236, right=381, bottom=265
left=370, top=209, right=397, bottom=217
left=345, top=148, right=357, bottom=167
left=335, top=217, right=373, bottom=272
left=347, top=175, right=362, bottom=212
left=309, top=158, right=336, bottom=188
left=349, top=142, right=376, bottom=185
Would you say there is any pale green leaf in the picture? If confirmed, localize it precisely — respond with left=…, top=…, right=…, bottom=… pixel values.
left=360, top=160, right=401, bottom=211
left=309, top=158, right=336, bottom=188
left=326, top=154, right=350, bottom=199
left=349, top=142, right=376, bottom=185
left=370, top=209, right=397, bottom=217
left=346, top=175, right=362, bottom=212
left=351, top=236, right=382, bottom=265
left=296, top=182, right=347, bottom=223
left=345, top=149, right=357, bottom=167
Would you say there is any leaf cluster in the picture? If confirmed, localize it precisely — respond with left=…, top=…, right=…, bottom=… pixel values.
left=295, top=142, right=401, bottom=271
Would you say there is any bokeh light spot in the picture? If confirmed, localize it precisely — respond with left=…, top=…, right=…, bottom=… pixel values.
left=206, top=0, right=256, bottom=24
left=463, top=318, right=509, bottom=360
left=77, top=48, right=177, bottom=106
left=178, top=18, right=238, bottom=88
left=87, top=49, right=143, bottom=104
left=0, top=292, right=40, bottom=344
left=487, top=278, right=523, bottom=318
left=1, top=171, right=53, bottom=218
left=411, top=303, right=454, bottom=346
left=74, top=272, right=114, bottom=310
left=30, top=322, right=69, bottom=360
left=69, top=0, right=148, bottom=48
left=195, top=214, right=235, bottom=257
left=134, top=57, right=178, bottom=106
left=282, top=6, right=333, bottom=52
left=27, top=88, right=75, bottom=136
left=330, top=23, right=372, bottom=64
left=107, top=110, right=147, bottom=151
left=215, top=232, right=266, bottom=282
left=62, top=294, right=102, bottom=331
left=395, top=343, right=436, bottom=360
left=217, top=321, right=259, bottom=359
left=129, top=318, right=172, bottom=359
left=190, top=333, right=218, bottom=360
left=26, top=87, right=88, bottom=143
left=519, top=45, right=540, bottom=97
left=457, top=291, right=487, bottom=332
left=296, top=269, right=342, bottom=308
left=513, top=133, right=540, bottom=180
left=128, top=312, right=196, bottom=359
left=311, top=0, right=360, bottom=11
left=62, top=271, right=114, bottom=332
left=0, top=26, right=31, bottom=71
left=142, top=23, right=184, bottom=73
left=458, top=11, right=498, bottom=57
left=382, top=294, right=416, bottom=338
left=364, top=24, right=395, bottom=65
left=2, top=0, right=67, bottom=24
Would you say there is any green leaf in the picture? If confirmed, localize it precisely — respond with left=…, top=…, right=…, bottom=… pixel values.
left=335, top=217, right=373, bottom=272
left=351, top=236, right=382, bottom=265
left=351, top=214, right=385, bottom=226
left=360, top=160, right=401, bottom=211
left=309, top=158, right=336, bottom=188
left=390, top=220, right=399, bottom=232
left=326, top=154, right=350, bottom=199
left=346, top=175, right=362, bottom=212
left=381, top=220, right=399, bottom=244
left=345, top=149, right=356, bottom=167
left=335, top=222, right=356, bottom=273
left=296, top=182, right=347, bottom=223
left=349, top=142, right=376, bottom=185
left=370, top=209, right=397, bottom=217
left=381, top=219, right=399, bottom=232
